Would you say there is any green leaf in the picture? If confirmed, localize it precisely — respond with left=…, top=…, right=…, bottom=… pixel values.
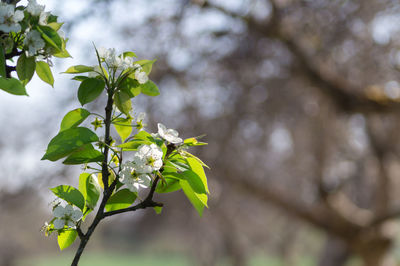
left=180, top=180, right=207, bottom=216
left=187, top=157, right=209, bottom=193
left=60, top=108, right=91, bottom=132
left=119, top=77, right=141, bottom=97
left=77, top=78, right=105, bottom=106
left=37, top=25, right=63, bottom=51
left=62, top=144, right=104, bottom=165
left=47, top=22, right=63, bottom=31
left=0, top=43, right=6, bottom=77
left=114, top=90, right=132, bottom=115
left=135, top=59, right=156, bottom=75
left=36, top=61, right=54, bottom=87
left=154, top=206, right=162, bottom=214
left=0, top=77, right=27, bottom=95
left=42, top=127, right=99, bottom=161
left=64, top=65, right=94, bottom=74
left=140, top=80, right=159, bottom=96
left=184, top=137, right=208, bottom=146
left=16, top=53, right=36, bottom=85
left=117, top=131, right=154, bottom=150
left=156, top=177, right=181, bottom=193
left=105, top=189, right=137, bottom=212
left=123, top=51, right=137, bottom=58
left=72, top=76, right=89, bottom=82
left=79, top=173, right=101, bottom=210
left=113, top=117, right=132, bottom=142
left=50, top=185, right=85, bottom=210
left=179, top=170, right=207, bottom=194
left=58, top=230, right=77, bottom=250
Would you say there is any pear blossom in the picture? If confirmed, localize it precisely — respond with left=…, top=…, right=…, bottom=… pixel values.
left=26, top=0, right=45, bottom=16
left=157, top=123, right=183, bottom=144
left=0, top=4, right=24, bottom=33
left=23, top=30, right=45, bottom=56
left=135, top=112, right=146, bottom=131
left=120, top=161, right=151, bottom=192
left=52, top=204, right=83, bottom=230
left=133, top=144, right=163, bottom=173
left=39, top=11, right=49, bottom=25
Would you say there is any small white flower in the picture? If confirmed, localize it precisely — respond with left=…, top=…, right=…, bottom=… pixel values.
left=157, top=123, right=183, bottom=144
left=122, top=56, right=134, bottom=69
left=38, top=11, right=50, bottom=25
left=0, top=4, right=24, bottom=33
left=23, top=30, right=45, bottom=56
left=27, top=0, right=45, bottom=16
left=135, top=69, right=148, bottom=84
left=120, top=161, right=151, bottom=192
left=97, top=47, right=109, bottom=59
left=133, top=144, right=163, bottom=173
left=52, top=204, right=83, bottom=230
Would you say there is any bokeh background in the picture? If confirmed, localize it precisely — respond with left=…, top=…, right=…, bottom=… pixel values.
left=3, top=0, right=400, bottom=265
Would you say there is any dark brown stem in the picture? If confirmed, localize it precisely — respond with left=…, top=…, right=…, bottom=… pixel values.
left=71, top=112, right=175, bottom=265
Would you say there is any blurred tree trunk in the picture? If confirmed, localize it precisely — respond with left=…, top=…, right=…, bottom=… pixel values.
left=318, top=237, right=350, bottom=266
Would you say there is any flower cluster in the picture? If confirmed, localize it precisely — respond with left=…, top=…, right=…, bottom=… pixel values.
left=0, top=0, right=66, bottom=59
left=120, top=143, right=163, bottom=192
left=97, top=47, right=148, bottom=84
left=52, top=204, right=83, bottom=230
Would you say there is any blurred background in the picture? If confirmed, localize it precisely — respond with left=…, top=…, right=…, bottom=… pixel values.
left=3, top=0, right=400, bottom=265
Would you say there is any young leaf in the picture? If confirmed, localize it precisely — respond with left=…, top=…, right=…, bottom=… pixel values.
left=62, top=144, right=104, bottom=165
left=78, top=78, right=105, bottom=106
left=114, top=90, right=132, bottom=115
left=113, top=117, right=132, bottom=142
left=60, top=108, right=90, bottom=132
left=140, top=80, right=159, bottom=96
left=123, top=51, right=137, bottom=58
left=119, top=77, right=141, bottom=98
left=184, top=137, right=208, bottom=146
left=135, top=59, right=156, bottom=75
left=64, top=65, right=94, bottom=74
left=58, top=230, right=77, bottom=250
left=37, top=25, right=63, bottom=51
left=0, top=77, right=27, bottom=95
left=156, top=177, right=181, bottom=193
left=105, top=189, right=137, bottom=212
left=187, top=157, right=209, bottom=193
left=180, top=180, right=207, bottom=216
left=79, top=173, right=101, bottom=210
left=50, top=185, right=85, bottom=210
left=154, top=206, right=162, bottom=214
left=36, top=61, right=54, bottom=87
left=16, top=53, right=36, bottom=85
left=179, top=170, right=207, bottom=195
left=42, top=127, right=99, bottom=161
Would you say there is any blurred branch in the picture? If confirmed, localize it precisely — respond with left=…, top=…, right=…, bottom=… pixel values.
left=366, top=118, right=390, bottom=217
left=197, top=0, right=400, bottom=114
left=227, top=173, right=363, bottom=239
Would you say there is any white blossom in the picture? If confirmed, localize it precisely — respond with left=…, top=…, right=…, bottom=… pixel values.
left=120, top=161, right=151, bottom=192
left=52, top=204, right=82, bottom=230
left=134, top=68, right=148, bottom=84
left=26, top=0, right=45, bottom=16
left=0, top=4, right=24, bottom=33
left=23, top=30, right=45, bottom=56
left=38, top=11, right=49, bottom=25
left=157, top=123, right=183, bottom=144
left=133, top=144, right=163, bottom=173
